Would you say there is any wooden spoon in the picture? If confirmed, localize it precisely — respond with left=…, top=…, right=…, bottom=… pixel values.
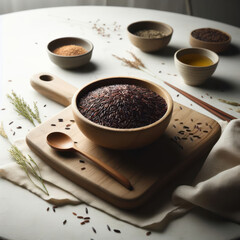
left=46, top=132, right=133, bottom=190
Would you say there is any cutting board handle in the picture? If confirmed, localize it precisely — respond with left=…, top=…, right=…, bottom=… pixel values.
left=31, top=73, right=78, bottom=107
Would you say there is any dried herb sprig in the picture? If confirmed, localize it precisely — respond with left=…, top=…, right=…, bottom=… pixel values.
left=0, top=122, right=48, bottom=196
left=218, top=98, right=240, bottom=107
left=7, top=91, right=41, bottom=126
left=112, top=51, right=162, bottom=80
left=9, top=145, right=49, bottom=196
left=0, top=122, right=8, bottom=139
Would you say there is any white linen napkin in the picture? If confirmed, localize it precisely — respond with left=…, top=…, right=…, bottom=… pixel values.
left=172, top=119, right=240, bottom=223
left=0, top=119, right=239, bottom=229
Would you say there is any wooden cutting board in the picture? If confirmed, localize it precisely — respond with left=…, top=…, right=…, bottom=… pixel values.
left=26, top=73, right=221, bottom=209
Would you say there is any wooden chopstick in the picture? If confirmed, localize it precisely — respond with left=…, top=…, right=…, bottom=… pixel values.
left=164, top=81, right=237, bottom=122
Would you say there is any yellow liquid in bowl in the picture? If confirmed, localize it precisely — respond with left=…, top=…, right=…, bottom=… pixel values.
left=179, top=54, right=213, bottom=67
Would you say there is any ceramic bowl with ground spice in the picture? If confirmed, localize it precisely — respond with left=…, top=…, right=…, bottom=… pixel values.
left=127, top=21, right=173, bottom=52
left=190, top=28, right=231, bottom=53
left=71, top=77, right=173, bottom=150
left=47, top=37, right=93, bottom=69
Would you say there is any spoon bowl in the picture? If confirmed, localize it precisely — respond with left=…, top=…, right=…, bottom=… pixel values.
left=47, top=131, right=74, bottom=151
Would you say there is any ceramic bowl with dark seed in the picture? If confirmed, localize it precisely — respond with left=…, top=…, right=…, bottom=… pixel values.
left=47, top=37, right=94, bottom=69
left=127, top=20, right=173, bottom=52
left=71, top=77, right=173, bottom=150
left=189, top=28, right=231, bottom=53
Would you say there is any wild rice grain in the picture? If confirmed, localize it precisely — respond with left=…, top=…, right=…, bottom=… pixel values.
left=146, top=231, right=152, bottom=236
left=107, top=225, right=111, bottom=231
left=92, top=227, right=97, bottom=233
left=63, top=220, right=67, bottom=225
left=193, top=135, right=201, bottom=139
left=78, top=84, right=167, bottom=129
left=113, top=229, right=121, bottom=233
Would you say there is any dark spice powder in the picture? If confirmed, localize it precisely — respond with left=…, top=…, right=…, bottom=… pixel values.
left=78, top=84, right=167, bottom=129
left=192, top=28, right=229, bottom=42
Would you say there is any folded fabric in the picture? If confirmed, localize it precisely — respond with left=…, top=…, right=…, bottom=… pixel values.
left=173, top=119, right=240, bottom=223
left=0, top=139, right=182, bottom=229
left=0, top=119, right=239, bottom=229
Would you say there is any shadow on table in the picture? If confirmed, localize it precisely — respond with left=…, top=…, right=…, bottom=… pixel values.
left=69, top=62, right=98, bottom=74
left=119, top=151, right=208, bottom=231
left=148, top=45, right=181, bottom=58
left=220, top=43, right=240, bottom=56
left=197, top=76, right=236, bottom=92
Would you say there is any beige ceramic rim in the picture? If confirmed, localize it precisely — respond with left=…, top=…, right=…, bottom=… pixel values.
left=190, top=28, right=231, bottom=45
left=127, top=20, right=173, bottom=40
left=174, top=47, right=219, bottom=68
left=72, top=77, right=173, bottom=132
left=47, top=37, right=94, bottom=58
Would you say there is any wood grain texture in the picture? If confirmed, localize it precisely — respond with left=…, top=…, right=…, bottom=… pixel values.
left=26, top=103, right=221, bottom=209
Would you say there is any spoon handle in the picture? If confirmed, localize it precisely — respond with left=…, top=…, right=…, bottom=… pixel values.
left=73, top=146, right=133, bottom=190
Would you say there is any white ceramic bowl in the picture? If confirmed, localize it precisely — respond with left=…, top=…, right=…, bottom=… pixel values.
left=174, top=48, right=219, bottom=86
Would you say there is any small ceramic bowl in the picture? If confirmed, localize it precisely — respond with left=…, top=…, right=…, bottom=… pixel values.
left=127, top=21, right=173, bottom=52
left=174, top=48, right=219, bottom=86
left=190, top=28, right=231, bottom=53
left=71, top=77, right=173, bottom=150
left=47, top=37, right=93, bottom=69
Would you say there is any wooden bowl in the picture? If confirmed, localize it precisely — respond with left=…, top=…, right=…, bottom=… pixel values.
left=47, top=37, right=93, bottom=69
left=127, top=21, right=173, bottom=52
left=71, top=77, right=173, bottom=150
left=174, top=48, right=219, bottom=86
left=190, top=28, right=231, bottom=53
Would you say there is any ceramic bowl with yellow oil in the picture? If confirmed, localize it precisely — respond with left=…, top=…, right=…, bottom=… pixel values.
left=174, top=48, right=219, bottom=86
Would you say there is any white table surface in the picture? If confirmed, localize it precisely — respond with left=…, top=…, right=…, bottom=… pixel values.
left=0, top=6, right=240, bottom=240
